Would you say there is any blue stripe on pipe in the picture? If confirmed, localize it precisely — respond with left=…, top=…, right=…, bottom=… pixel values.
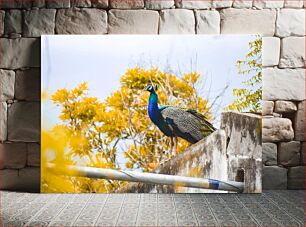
left=208, top=179, right=220, bottom=189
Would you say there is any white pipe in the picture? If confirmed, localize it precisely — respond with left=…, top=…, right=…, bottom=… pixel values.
left=46, top=163, right=244, bottom=192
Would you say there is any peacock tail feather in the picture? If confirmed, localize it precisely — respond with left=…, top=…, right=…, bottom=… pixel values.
left=186, top=109, right=216, bottom=137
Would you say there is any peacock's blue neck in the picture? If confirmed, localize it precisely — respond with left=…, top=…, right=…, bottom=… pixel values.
left=148, top=92, right=161, bottom=124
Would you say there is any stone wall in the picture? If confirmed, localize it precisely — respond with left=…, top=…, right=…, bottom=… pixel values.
left=0, top=0, right=305, bottom=192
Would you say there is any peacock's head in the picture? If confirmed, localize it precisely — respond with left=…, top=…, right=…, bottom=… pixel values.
left=145, top=84, right=158, bottom=93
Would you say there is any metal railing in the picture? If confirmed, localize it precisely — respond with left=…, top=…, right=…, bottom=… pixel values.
left=46, top=163, right=244, bottom=193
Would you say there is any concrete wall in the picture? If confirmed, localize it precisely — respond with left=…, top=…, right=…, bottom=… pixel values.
left=117, top=129, right=229, bottom=193
left=118, top=112, right=262, bottom=193
left=0, top=0, right=305, bottom=192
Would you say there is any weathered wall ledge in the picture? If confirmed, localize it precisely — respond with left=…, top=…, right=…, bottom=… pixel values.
left=118, top=112, right=262, bottom=193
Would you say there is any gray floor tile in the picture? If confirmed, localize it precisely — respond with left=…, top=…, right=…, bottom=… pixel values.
left=0, top=190, right=304, bottom=227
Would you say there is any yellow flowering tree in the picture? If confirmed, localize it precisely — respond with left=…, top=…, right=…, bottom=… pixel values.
left=118, top=68, right=212, bottom=170
left=42, top=67, right=212, bottom=192
left=42, top=83, right=123, bottom=192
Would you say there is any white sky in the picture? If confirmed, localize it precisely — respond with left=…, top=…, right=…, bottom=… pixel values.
left=41, top=35, right=257, bottom=168
left=42, top=35, right=256, bottom=127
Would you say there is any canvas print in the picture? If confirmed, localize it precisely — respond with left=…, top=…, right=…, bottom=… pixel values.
left=41, top=35, right=262, bottom=193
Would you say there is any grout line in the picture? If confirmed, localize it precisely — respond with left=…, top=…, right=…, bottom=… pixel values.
left=70, top=194, right=94, bottom=226
left=156, top=193, right=159, bottom=226
left=114, top=194, right=126, bottom=226
left=236, top=195, right=264, bottom=226
left=13, top=192, right=28, bottom=203
left=22, top=194, right=60, bottom=226
left=172, top=193, right=179, bottom=227
left=187, top=194, right=199, bottom=226
left=157, top=9, right=161, bottom=34
left=261, top=193, right=304, bottom=225
left=201, top=194, right=221, bottom=226
left=54, top=9, right=58, bottom=34
left=23, top=194, right=64, bottom=226
left=46, top=194, right=77, bottom=227
left=133, top=194, right=141, bottom=227
left=234, top=194, right=272, bottom=226
left=92, top=194, right=109, bottom=226
left=193, top=9, right=197, bottom=34
left=254, top=195, right=289, bottom=226
left=216, top=194, right=242, bottom=226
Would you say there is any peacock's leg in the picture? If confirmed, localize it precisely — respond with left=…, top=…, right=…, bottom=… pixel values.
left=172, top=137, right=177, bottom=157
left=169, top=137, right=174, bottom=159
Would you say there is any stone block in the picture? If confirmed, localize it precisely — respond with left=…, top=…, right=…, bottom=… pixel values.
left=263, top=143, right=277, bottom=166
left=91, top=0, right=108, bottom=8
left=46, top=0, right=70, bottom=8
left=273, top=113, right=282, bottom=118
left=8, top=102, right=40, bottom=142
left=294, top=101, right=305, bottom=141
left=253, top=0, right=284, bottom=8
left=284, top=0, right=304, bottom=8
left=262, top=101, right=274, bottom=115
left=0, top=167, right=40, bottom=192
left=262, top=118, right=294, bottom=142
left=288, top=166, right=304, bottom=189
left=0, top=38, right=40, bottom=69
left=145, top=0, right=175, bottom=9
left=262, top=37, right=280, bottom=66
left=0, top=169, right=18, bottom=190
left=27, top=143, right=40, bottom=167
left=23, top=9, right=56, bottom=37
left=159, top=9, right=195, bottom=34
left=0, top=0, right=32, bottom=9
left=0, top=69, right=15, bottom=102
left=274, top=101, right=297, bottom=113
left=263, top=166, right=287, bottom=189
left=175, top=0, right=212, bottom=9
left=15, top=68, right=41, bottom=101
left=32, top=0, right=46, bottom=8
left=276, top=9, right=305, bottom=37
left=263, top=68, right=305, bottom=101
left=0, top=143, right=27, bottom=169
left=301, top=142, right=305, bottom=165
left=232, top=0, right=252, bottom=8
left=56, top=8, right=107, bottom=34
left=109, top=0, right=144, bottom=8
left=109, top=10, right=159, bottom=34
left=0, top=102, right=7, bottom=142
left=4, top=9, right=22, bottom=34
left=280, top=37, right=305, bottom=68
left=212, top=0, right=233, bottom=8
left=278, top=141, right=301, bottom=166
left=0, top=10, right=4, bottom=35
left=195, top=10, right=220, bottom=34
left=220, top=9, right=276, bottom=36
left=71, top=0, right=92, bottom=7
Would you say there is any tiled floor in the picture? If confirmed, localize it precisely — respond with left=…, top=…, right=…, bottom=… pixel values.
left=1, top=190, right=304, bottom=226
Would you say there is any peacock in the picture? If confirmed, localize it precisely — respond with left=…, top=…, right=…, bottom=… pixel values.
left=145, top=83, right=216, bottom=157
